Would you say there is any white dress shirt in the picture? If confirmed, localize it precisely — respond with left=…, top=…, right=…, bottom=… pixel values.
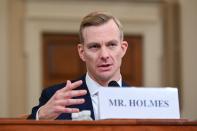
left=85, top=73, right=122, bottom=120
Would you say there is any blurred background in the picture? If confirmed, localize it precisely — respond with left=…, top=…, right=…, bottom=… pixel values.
left=0, top=0, right=196, bottom=120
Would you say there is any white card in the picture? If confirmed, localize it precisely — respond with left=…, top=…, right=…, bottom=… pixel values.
left=98, top=87, right=180, bottom=119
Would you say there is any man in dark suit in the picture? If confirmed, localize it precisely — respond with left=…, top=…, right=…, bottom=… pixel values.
left=28, top=11, right=128, bottom=120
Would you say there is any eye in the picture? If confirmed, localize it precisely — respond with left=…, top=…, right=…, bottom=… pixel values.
left=109, top=43, right=117, bottom=46
left=89, top=44, right=99, bottom=49
left=87, top=43, right=100, bottom=50
left=107, top=42, right=118, bottom=48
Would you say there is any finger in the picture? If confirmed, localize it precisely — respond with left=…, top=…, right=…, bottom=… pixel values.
left=56, top=98, right=85, bottom=106
left=64, top=108, right=80, bottom=113
left=63, top=80, right=83, bottom=91
left=64, top=90, right=87, bottom=99
left=62, top=80, right=71, bottom=91
left=53, top=106, right=80, bottom=114
left=58, top=80, right=71, bottom=92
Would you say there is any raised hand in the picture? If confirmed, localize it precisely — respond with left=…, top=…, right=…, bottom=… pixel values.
left=38, top=80, right=87, bottom=120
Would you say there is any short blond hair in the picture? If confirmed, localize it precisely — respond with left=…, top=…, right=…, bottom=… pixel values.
left=79, top=11, right=123, bottom=43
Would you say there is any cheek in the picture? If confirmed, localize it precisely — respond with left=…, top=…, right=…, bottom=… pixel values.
left=115, top=55, right=122, bottom=65
left=114, top=50, right=123, bottom=62
left=84, top=52, right=96, bottom=63
left=113, top=54, right=123, bottom=68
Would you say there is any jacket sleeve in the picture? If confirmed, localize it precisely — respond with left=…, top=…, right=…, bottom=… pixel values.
left=27, top=83, right=66, bottom=119
left=27, top=87, right=52, bottom=119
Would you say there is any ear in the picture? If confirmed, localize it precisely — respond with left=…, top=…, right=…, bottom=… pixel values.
left=78, top=44, right=86, bottom=62
left=121, top=41, right=128, bottom=57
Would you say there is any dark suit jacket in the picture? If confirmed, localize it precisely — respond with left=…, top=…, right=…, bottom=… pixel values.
left=28, top=75, right=128, bottom=120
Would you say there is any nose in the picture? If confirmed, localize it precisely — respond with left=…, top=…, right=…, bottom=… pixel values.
left=100, top=46, right=109, bottom=61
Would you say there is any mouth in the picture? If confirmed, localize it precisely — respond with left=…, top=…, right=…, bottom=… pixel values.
left=97, top=64, right=112, bottom=71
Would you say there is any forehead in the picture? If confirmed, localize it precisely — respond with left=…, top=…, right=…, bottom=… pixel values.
left=82, top=19, right=120, bottom=44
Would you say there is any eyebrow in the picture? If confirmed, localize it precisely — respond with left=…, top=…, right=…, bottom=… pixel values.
left=86, top=39, right=119, bottom=45
left=86, top=42, right=100, bottom=47
left=107, top=40, right=119, bottom=44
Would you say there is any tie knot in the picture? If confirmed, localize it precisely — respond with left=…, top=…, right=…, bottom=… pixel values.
left=108, top=81, right=120, bottom=87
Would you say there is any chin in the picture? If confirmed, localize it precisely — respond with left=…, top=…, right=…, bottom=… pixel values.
left=97, top=73, right=113, bottom=81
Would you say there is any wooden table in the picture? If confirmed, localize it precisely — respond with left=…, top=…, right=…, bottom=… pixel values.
left=0, top=118, right=196, bottom=131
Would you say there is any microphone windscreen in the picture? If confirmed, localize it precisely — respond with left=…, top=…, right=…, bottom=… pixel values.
left=108, top=81, right=120, bottom=87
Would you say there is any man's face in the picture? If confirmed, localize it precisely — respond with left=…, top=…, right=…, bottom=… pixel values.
left=78, top=19, right=128, bottom=85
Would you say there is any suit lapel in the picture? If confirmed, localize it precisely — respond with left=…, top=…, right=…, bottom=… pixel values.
left=80, top=92, right=95, bottom=120
left=122, top=81, right=129, bottom=87
left=74, top=75, right=95, bottom=120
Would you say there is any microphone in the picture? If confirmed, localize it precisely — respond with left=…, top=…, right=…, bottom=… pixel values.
left=108, top=81, right=120, bottom=87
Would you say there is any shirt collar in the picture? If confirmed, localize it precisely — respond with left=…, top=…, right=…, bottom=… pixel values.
left=85, top=73, right=122, bottom=97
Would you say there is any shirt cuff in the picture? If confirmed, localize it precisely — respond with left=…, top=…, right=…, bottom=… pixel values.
left=36, top=107, right=42, bottom=120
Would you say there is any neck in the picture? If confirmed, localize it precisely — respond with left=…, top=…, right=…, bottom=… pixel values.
left=87, top=73, right=121, bottom=87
